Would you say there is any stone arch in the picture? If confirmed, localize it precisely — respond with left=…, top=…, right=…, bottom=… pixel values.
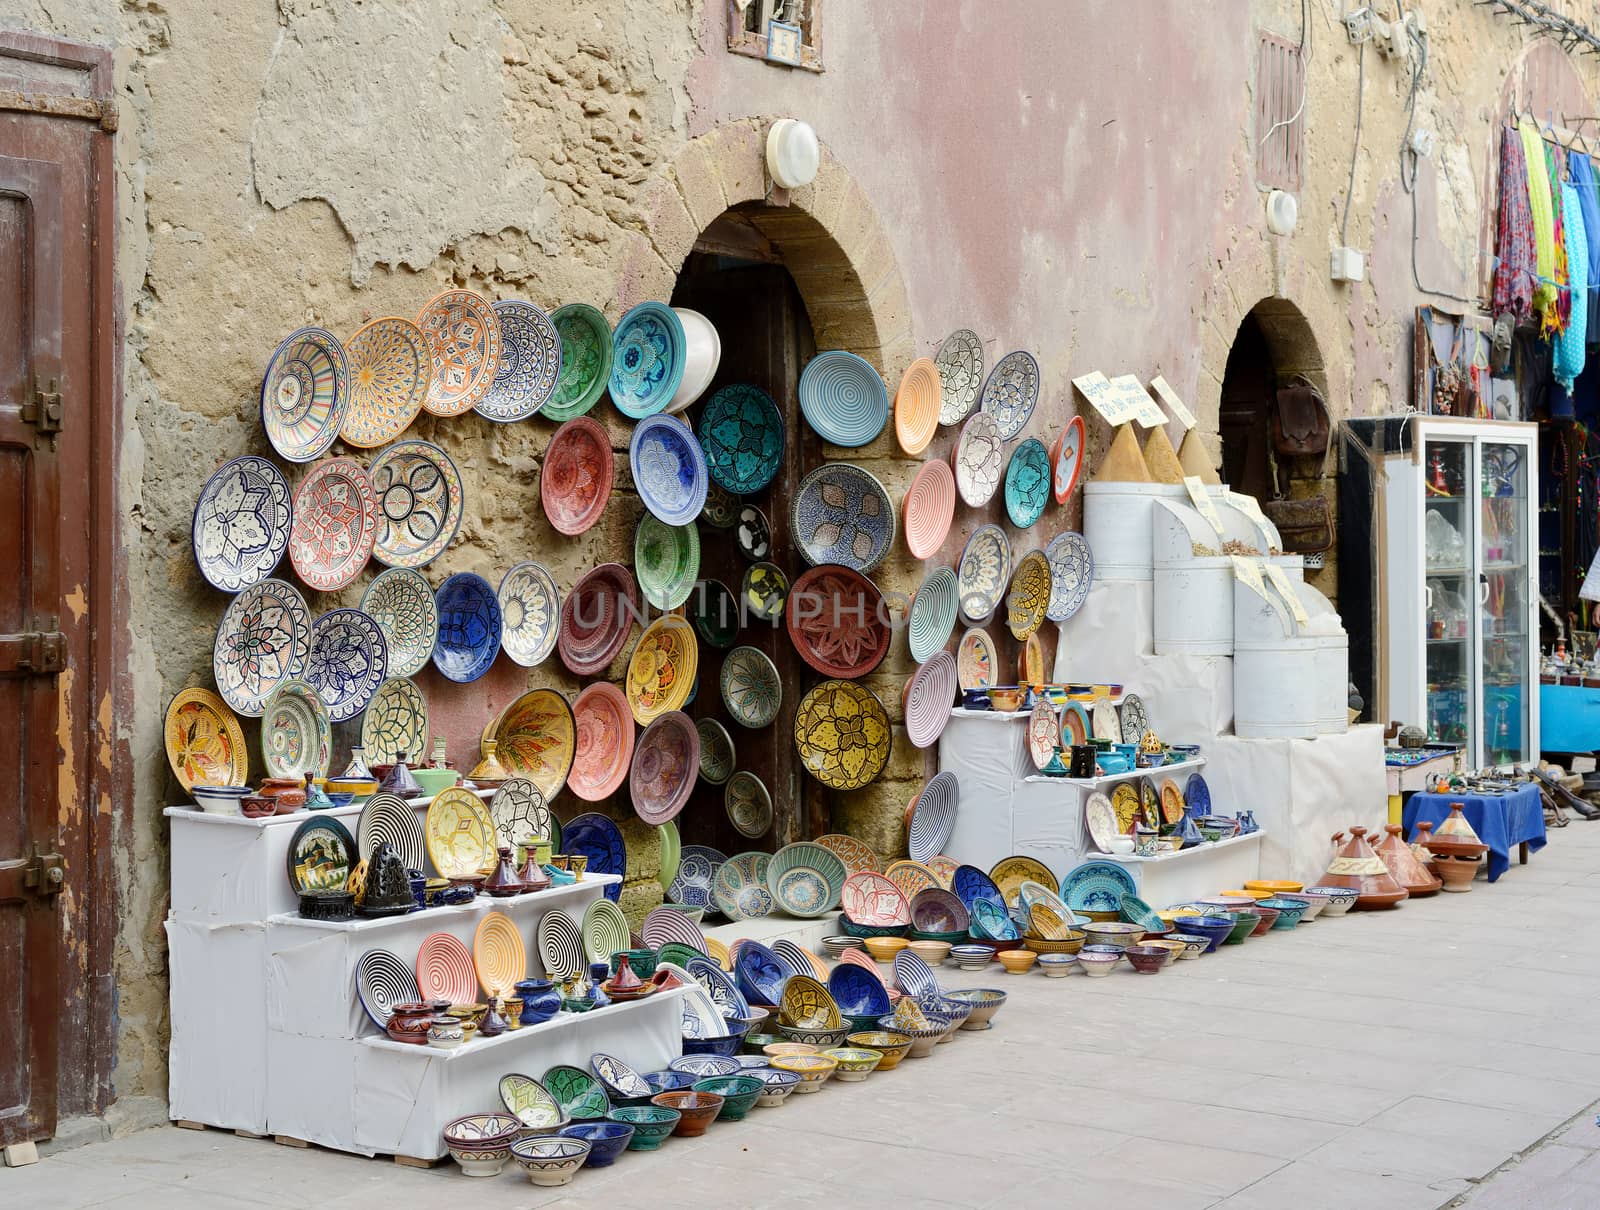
left=612, top=118, right=916, bottom=379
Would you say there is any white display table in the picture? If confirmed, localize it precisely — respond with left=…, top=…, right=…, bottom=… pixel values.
left=1100, top=831, right=1264, bottom=904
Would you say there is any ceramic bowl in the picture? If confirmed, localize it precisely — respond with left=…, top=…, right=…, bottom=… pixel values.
left=1077, top=908, right=1122, bottom=923
left=1246, top=879, right=1303, bottom=895
left=1078, top=950, right=1120, bottom=978
left=863, top=936, right=910, bottom=962
left=996, top=949, right=1038, bottom=975
left=950, top=943, right=996, bottom=969
left=682, top=1032, right=748, bottom=1058
left=987, top=686, right=1024, bottom=712
left=751, top=1067, right=802, bottom=1106
left=763, top=1041, right=819, bottom=1059
left=1082, top=921, right=1145, bottom=948
left=510, top=1135, right=590, bottom=1187
left=777, top=1022, right=850, bottom=1048
left=1141, top=938, right=1186, bottom=964
left=691, top=1075, right=764, bottom=1120
left=606, top=1105, right=679, bottom=1150
left=875, top=1015, right=944, bottom=1056
left=1256, top=898, right=1309, bottom=928
left=768, top=1053, right=838, bottom=1092
left=1275, top=892, right=1326, bottom=920
left=557, top=1121, right=633, bottom=1167
left=1167, top=933, right=1210, bottom=959
left=1122, top=944, right=1171, bottom=974
left=643, top=1070, right=697, bottom=1096
left=1174, top=914, right=1235, bottom=952
left=838, top=917, right=909, bottom=939
left=906, top=939, right=952, bottom=966
left=822, top=935, right=865, bottom=957
left=1197, top=895, right=1256, bottom=914
left=1223, top=887, right=1275, bottom=901
left=823, top=1047, right=884, bottom=1082
left=945, top=988, right=1007, bottom=1030
left=650, top=1089, right=723, bottom=1136
left=1022, top=931, right=1086, bottom=956
left=1038, top=953, right=1079, bottom=977
left=191, top=784, right=249, bottom=815
left=1218, top=911, right=1257, bottom=943
left=443, top=1111, right=523, bottom=1177
left=326, top=777, right=378, bottom=802
left=410, top=767, right=460, bottom=796
left=846, top=1030, right=912, bottom=1069
left=1302, top=885, right=1358, bottom=916
left=1249, top=905, right=1281, bottom=935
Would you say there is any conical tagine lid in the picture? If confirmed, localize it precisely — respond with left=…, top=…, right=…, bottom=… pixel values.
left=1373, top=824, right=1441, bottom=896
left=1094, top=423, right=1153, bottom=483
left=1421, top=802, right=1489, bottom=856
left=1321, top=826, right=1408, bottom=909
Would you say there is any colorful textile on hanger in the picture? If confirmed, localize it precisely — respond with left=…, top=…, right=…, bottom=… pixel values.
left=1493, top=128, right=1536, bottom=318
left=1547, top=142, right=1571, bottom=335
left=1520, top=121, right=1558, bottom=320
left=1570, top=152, right=1600, bottom=338
left=1557, top=181, right=1588, bottom=389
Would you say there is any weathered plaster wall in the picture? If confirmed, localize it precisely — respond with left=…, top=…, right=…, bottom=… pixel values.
left=2, top=0, right=1595, bottom=1112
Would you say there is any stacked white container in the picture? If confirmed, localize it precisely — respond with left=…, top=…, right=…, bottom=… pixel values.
left=1233, top=574, right=1319, bottom=738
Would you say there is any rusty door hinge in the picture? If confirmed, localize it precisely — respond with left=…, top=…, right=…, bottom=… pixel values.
left=22, top=379, right=63, bottom=435
left=0, top=88, right=117, bottom=131
left=0, top=616, right=66, bottom=675
left=22, top=846, right=66, bottom=896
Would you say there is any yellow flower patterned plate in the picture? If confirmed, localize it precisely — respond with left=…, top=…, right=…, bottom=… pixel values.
left=165, top=687, right=247, bottom=791
left=792, top=679, right=891, bottom=791
left=989, top=855, right=1057, bottom=907
left=487, top=688, right=577, bottom=800
left=1006, top=550, right=1051, bottom=641
left=625, top=614, right=698, bottom=727
left=426, top=787, right=497, bottom=880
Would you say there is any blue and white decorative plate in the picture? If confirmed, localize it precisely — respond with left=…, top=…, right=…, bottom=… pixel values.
left=561, top=812, right=627, bottom=902
left=951, top=863, right=1006, bottom=915
left=668, top=844, right=726, bottom=910
left=609, top=301, right=685, bottom=419
left=687, top=955, right=750, bottom=1020
left=630, top=414, right=708, bottom=526
left=213, top=578, right=310, bottom=717
left=478, top=299, right=562, bottom=422
left=1059, top=860, right=1138, bottom=913
left=712, top=851, right=773, bottom=922
left=1185, top=773, right=1212, bottom=816
left=698, top=384, right=785, bottom=495
left=360, top=567, right=438, bottom=679
left=827, top=962, right=890, bottom=1018
left=732, top=940, right=788, bottom=1008
left=791, top=463, right=895, bottom=573
left=892, top=950, right=940, bottom=1001
left=668, top=1055, right=740, bottom=1079
left=192, top=456, right=293, bottom=592
left=590, top=1052, right=652, bottom=1101
left=1004, top=438, right=1052, bottom=528
left=798, top=350, right=889, bottom=447
left=497, top=561, right=561, bottom=668
left=261, top=327, right=348, bottom=463
left=957, top=524, right=1012, bottom=624
left=432, top=572, right=502, bottom=683
left=1044, top=531, right=1093, bottom=622
left=980, top=350, right=1040, bottom=440
left=306, top=607, right=388, bottom=723
left=934, top=329, right=985, bottom=426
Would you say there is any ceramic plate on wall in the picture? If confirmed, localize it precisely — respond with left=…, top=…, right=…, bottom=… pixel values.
left=559, top=562, right=638, bottom=676
left=631, top=710, right=699, bottom=825
left=1053, top=415, right=1086, bottom=504
left=934, top=329, right=984, bottom=425
left=192, top=456, right=293, bottom=592
left=610, top=301, right=686, bottom=418
left=1110, top=783, right=1140, bottom=833
left=1044, top=531, right=1093, bottom=623
left=360, top=676, right=429, bottom=766
left=765, top=842, right=848, bottom=919
left=786, top=564, right=891, bottom=678
left=165, top=687, right=247, bottom=791
left=489, top=778, right=553, bottom=851
left=1093, top=698, right=1123, bottom=744
left=425, top=787, right=496, bottom=880
left=657, top=820, right=681, bottom=891
left=367, top=439, right=464, bottom=569
left=1005, top=438, right=1052, bottom=529
left=696, top=717, right=735, bottom=786
left=285, top=815, right=355, bottom=893
left=698, top=383, right=784, bottom=495
left=670, top=845, right=726, bottom=911
left=355, top=791, right=425, bottom=870
left=903, top=458, right=956, bottom=560
left=720, top=645, right=781, bottom=728
left=956, top=628, right=997, bottom=691
left=289, top=457, right=378, bottom=591
left=536, top=911, right=585, bottom=982
left=478, top=299, right=561, bottom=422
left=544, top=303, right=612, bottom=421
left=569, top=682, right=634, bottom=802
left=213, top=578, right=310, bottom=717
left=724, top=770, right=772, bottom=838
left=1185, top=773, right=1212, bottom=815
left=798, top=350, right=889, bottom=447
left=626, top=615, right=698, bottom=726
left=497, top=561, right=561, bottom=668
left=793, top=680, right=890, bottom=791
left=631, top=414, right=708, bottom=526
left=666, top=306, right=721, bottom=414
left=306, top=608, right=387, bottom=723
left=904, top=650, right=957, bottom=749
left=339, top=317, right=429, bottom=448
left=542, top=416, right=615, bottom=537
left=489, top=689, right=576, bottom=801
left=416, top=289, right=501, bottom=417
left=635, top=515, right=700, bottom=612
left=742, top=561, right=788, bottom=621
left=792, top=463, right=895, bottom=573
left=907, top=770, right=958, bottom=863
left=1006, top=551, right=1051, bottom=641
left=980, top=350, right=1040, bottom=440
left=894, top=357, right=942, bottom=455
left=261, top=327, right=348, bottom=463
left=957, top=524, right=1011, bottom=624
left=701, top=480, right=740, bottom=529
left=1059, top=702, right=1090, bottom=749
left=908, top=563, right=953, bottom=662
left=736, top=504, right=771, bottom=561
left=1025, top=700, right=1058, bottom=770
left=261, top=677, right=331, bottom=782
left=561, top=813, right=626, bottom=901
left=360, top=567, right=439, bottom=679
left=690, top=578, right=740, bottom=650
left=951, top=411, right=1003, bottom=507
left=355, top=948, right=418, bottom=1030
left=432, top=572, right=502, bottom=683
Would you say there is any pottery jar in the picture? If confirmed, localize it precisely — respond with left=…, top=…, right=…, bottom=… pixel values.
left=427, top=1016, right=465, bottom=1049
left=514, top=979, right=561, bottom=1026
left=385, top=1002, right=435, bottom=1045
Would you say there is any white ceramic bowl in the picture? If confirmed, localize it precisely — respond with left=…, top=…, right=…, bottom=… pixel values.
left=191, top=785, right=249, bottom=815
left=666, top=307, right=721, bottom=414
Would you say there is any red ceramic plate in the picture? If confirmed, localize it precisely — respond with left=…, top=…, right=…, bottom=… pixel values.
left=629, top=710, right=700, bottom=826
left=1052, top=415, right=1086, bottom=505
left=542, top=416, right=615, bottom=536
left=415, top=932, right=477, bottom=1005
left=568, top=682, right=634, bottom=802
left=785, top=565, right=891, bottom=678
left=289, top=457, right=378, bottom=591
left=902, top=458, right=956, bottom=560
left=559, top=562, right=639, bottom=676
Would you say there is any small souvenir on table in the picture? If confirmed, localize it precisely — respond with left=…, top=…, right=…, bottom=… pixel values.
left=367, top=439, right=464, bottom=569
left=798, top=350, right=889, bottom=447
left=261, top=327, right=349, bottom=463
left=541, top=416, right=615, bottom=537
left=980, top=350, right=1040, bottom=440
left=192, top=456, right=293, bottom=593
left=935, top=329, right=985, bottom=425
left=338, top=316, right=429, bottom=449
left=893, top=357, right=942, bottom=456
left=360, top=567, right=439, bottom=679
left=792, top=462, right=895, bottom=573
left=610, top=301, right=686, bottom=418
left=213, top=578, right=311, bottom=718
left=544, top=303, right=613, bottom=421
left=416, top=289, right=501, bottom=417
left=432, top=572, right=502, bottom=684
left=478, top=299, right=561, bottom=423
left=903, top=458, right=957, bottom=560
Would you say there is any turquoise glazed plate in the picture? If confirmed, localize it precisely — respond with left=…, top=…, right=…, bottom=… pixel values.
left=1059, top=860, right=1138, bottom=913
left=1004, top=438, right=1051, bottom=528
left=610, top=301, right=685, bottom=419
left=698, top=383, right=785, bottom=495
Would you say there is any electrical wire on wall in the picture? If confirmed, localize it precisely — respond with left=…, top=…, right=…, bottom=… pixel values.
left=1258, top=0, right=1313, bottom=163
left=1341, top=39, right=1364, bottom=249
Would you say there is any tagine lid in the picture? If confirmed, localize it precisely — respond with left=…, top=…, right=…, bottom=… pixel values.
left=1321, top=826, right=1408, bottom=908
left=1373, top=824, right=1441, bottom=896
left=1422, top=802, right=1490, bottom=855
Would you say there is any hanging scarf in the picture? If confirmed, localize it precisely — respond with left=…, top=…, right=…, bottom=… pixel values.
left=1520, top=120, right=1558, bottom=320
left=1547, top=142, right=1571, bottom=335
left=1493, top=127, right=1536, bottom=318
left=1570, top=152, right=1600, bottom=339
left=1557, top=180, right=1589, bottom=388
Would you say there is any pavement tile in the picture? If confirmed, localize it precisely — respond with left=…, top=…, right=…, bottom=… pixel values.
left=1206, top=1159, right=1468, bottom=1210
left=1081, top=1136, right=1285, bottom=1197
left=1300, top=1122, right=1510, bottom=1184
left=999, top=1169, right=1220, bottom=1210
left=1211, top=1074, right=1404, bottom=1125
left=1362, top=1096, right=1567, bottom=1154
left=1453, top=1143, right=1592, bottom=1208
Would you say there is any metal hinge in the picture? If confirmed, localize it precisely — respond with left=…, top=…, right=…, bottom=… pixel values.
left=0, top=88, right=118, bottom=132
left=22, top=845, right=66, bottom=896
left=0, top=617, right=65, bottom=675
left=22, top=379, right=63, bottom=435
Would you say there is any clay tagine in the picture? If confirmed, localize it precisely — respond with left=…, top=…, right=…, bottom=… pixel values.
left=516, top=845, right=551, bottom=893
left=483, top=846, right=524, bottom=898
left=1320, top=828, right=1408, bottom=909
left=1373, top=824, right=1441, bottom=897
left=378, top=752, right=422, bottom=798
left=1420, top=802, right=1488, bottom=893
left=468, top=740, right=511, bottom=788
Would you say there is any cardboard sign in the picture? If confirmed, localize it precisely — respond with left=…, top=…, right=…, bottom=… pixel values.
left=1071, top=371, right=1138, bottom=426
left=1183, top=476, right=1225, bottom=537
left=1264, top=562, right=1311, bottom=626
left=1230, top=555, right=1270, bottom=600
left=1106, top=374, right=1169, bottom=428
left=1149, top=375, right=1197, bottom=430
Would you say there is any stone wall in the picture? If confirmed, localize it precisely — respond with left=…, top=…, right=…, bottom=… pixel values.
left=2, top=0, right=1595, bottom=1109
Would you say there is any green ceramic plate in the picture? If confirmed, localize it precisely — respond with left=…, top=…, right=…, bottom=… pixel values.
left=635, top=514, right=700, bottom=611
left=657, top=819, right=681, bottom=891
left=542, top=1064, right=611, bottom=1121
left=696, top=717, right=736, bottom=785
left=543, top=303, right=612, bottom=421
left=691, top=578, right=740, bottom=649
left=656, top=941, right=704, bottom=969
left=581, top=897, right=631, bottom=966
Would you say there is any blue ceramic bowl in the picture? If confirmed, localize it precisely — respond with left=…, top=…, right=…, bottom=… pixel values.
left=754, top=1068, right=802, bottom=1104
left=1172, top=914, right=1234, bottom=953
left=558, top=1121, right=633, bottom=1167
left=643, top=1070, right=697, bottom=1095
left=323, top=792, right=355, bottom=809
left=1256, top=898, right=1309, bottom=928
left=682, top=1032, right=746, bottom=1058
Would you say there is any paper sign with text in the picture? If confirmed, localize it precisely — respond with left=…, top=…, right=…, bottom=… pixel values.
left=1225, top=490, right=1272, bottom=533
left=1183, top=476, right=1225, bottom=537
left=1107, top=374, right=1169, bottom=428
left=1071, top=371, right=1139, bottom=426
left=1263, top=562, right=1311, bottom=626
left=1230, top=555, right=1271, bottom=600
left=1149, top=376, right=1197, bottom=430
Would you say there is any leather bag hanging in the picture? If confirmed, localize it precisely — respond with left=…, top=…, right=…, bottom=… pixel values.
left=1269, top=386, right=1330, bottom=458
left=1262, top=494, right=1333, bottom=553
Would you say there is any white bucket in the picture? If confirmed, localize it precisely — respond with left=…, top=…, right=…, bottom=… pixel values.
left=1154, top=561, right=1234, bottom=654
left=1235, top=638, right=1321, bottom=737
left=1084, top=482, right=1186, bottom=582
left=1313, top=632, right=1349, bottom=734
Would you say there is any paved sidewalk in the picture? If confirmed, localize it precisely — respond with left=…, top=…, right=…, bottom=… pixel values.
left=8, top=824, right=1600, bottom=1209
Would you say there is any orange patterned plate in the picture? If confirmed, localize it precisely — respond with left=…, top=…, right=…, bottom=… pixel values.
left=626, top=615, right=699, bottom=726
left=569, top=682, right=635, bottom=802
left=473, top=910, right=527, bottom=999
left=416, top=289, right=501, bottom=417
left=816, top=833, right=881, bottom=876
left=165, top=688, right=247, bottom=791
left=840, top=871, right=910, bottom=927
left=489, top=689, right=577, bottom=800
left=425, top=787, right=497, bottom=879
left=884, top=859, right=940, bottom=902
left=956, top=628, right=997, bottom=691
left=1018, top=632, right=1046, bottom=685
left=1160, top=778, right=1186, bottom=826
left=925, top=855, right=959, bottom=888
left=894, top=357, right=942, bottom=456
left=339, top=316, right=429, bottom=448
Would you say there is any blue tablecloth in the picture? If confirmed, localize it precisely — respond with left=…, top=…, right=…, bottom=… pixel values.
left=1402, top=784, right=1546, bottom=882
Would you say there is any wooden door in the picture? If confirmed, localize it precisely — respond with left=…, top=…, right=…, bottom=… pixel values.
left=671, top=259, right=823, bottom=855
left=0, top=33, right=118, bottom=1146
